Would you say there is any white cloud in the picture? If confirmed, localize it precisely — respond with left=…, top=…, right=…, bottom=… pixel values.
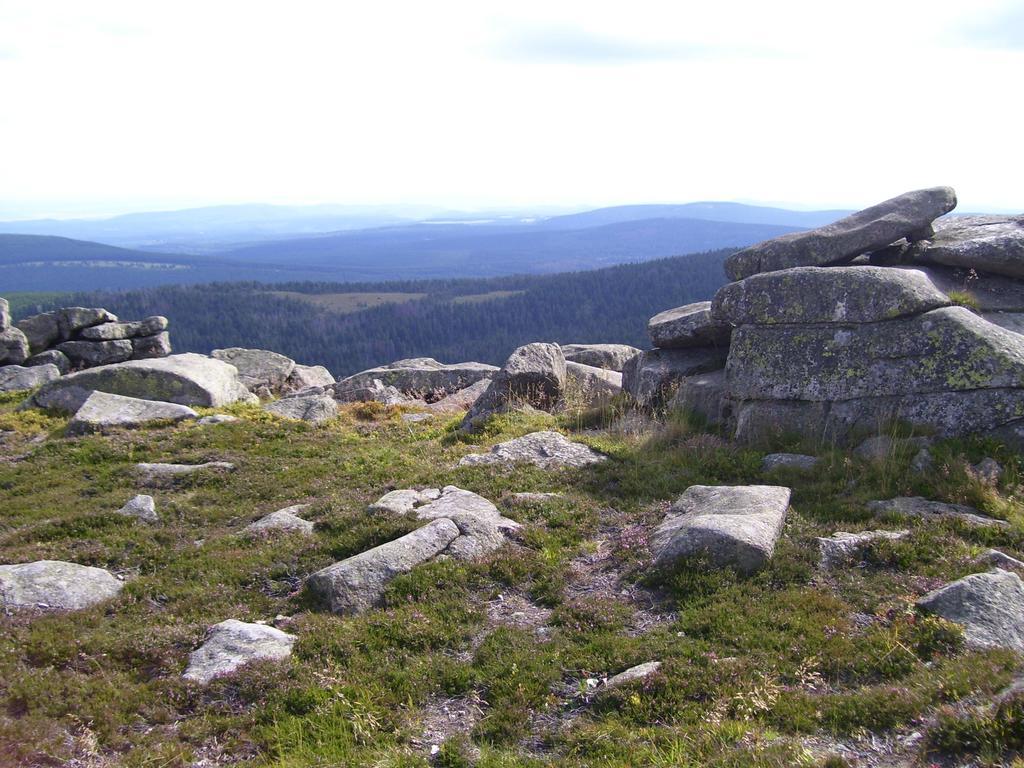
left=0, top=0, right=1021, bottom=217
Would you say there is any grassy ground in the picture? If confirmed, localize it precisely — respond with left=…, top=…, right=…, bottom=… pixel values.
left=0, top=393, right=1022, bottom=767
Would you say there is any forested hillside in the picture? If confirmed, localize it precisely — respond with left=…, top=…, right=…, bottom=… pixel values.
left=24, top=249, right=730, bottom=375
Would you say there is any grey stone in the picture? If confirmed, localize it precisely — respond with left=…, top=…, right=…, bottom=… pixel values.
left=211, top=347, right=295, bottom=393
left=712, top=266, right=950, bottom=326
left=409, top=486, right=520, bottom=560
left=264, top=393, right=338, bottom=423
left=911, top=215, right=1024, bottom=279
left=307, top=518, right=461, bottom=615
left=973, top=457, right=1004, bottom=483
left=726, top=307, right=1024, bottom=402
left=401, top=412, right=435, bottom=423
left=650, top=485, right=791, bottom=573
left=426, top=378, right=491, bottom=413
left=0, top=560, right=123, bottom=611
left=732, top=400, right=830, bottom=444
left=917, top=569, right=1024, bottom=652
left=867, top=497, right=1008, bottom=528
left=853, top=435, right=931, bottom=463
left=622, top=347, right=728, bottom=406
left=135, top=461, right=235, bottom=487
left=15, top=311, right=60, bottom=352
left=979, top=549, right=1024, bottom=571
left=58, top=307, right=118, bottom=339
left=984, top=312, right=1024, bottom=336
left=25, top=349, right=70, bottom=374
left=67, top=391, right=198, bottom=436
left=647, top=301, right=731, bottom=348
left=565, top=361, right=622, bottom=408
left=285, top=364, right=335, bottom=392
left=461, top=343, right=566, bottom=431
left=0, top=364, right=60, bottom=392
left=79, top=316, right=168, bottom=341
left=0, top=298, right=8, bottom=330
left=117, top=495, right=158, bottom=524
left=724, top=187, right=957, bottom=280
left=368, top=488, right=441, bottom=516
left=334, top=378, right=408, bottom=405
left=559, top=343, right=641, bottom=371
left=911, top=448, right=934, bottom=473
left=56, top=339, right=134, bottom=367
left=243, top=505, right=314, bottom=536
left=0, top=327, right=30, bottom=365
left=667, top=369, right=730, bottom=425
left=895, top=264, right=1024, bottom=312
left=817, top=529, right=909, bottom=568
left=762, top=453, right=820, bottom=472
left=604, top=661, right=662, bottom=690
left=335, top=358, right=498, bottom=402
left=131, top=331, right=172, bottom=360
left=32, top=353, right=257, bottom=412
left=458, top=431, right=606, bottom=470
left=183, top=619, right=296, bottom=684
left=197, top=414, right=239, bottom=425
left=504, top=492, right=563, bottom=507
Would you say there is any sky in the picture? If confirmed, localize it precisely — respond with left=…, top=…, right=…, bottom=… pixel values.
left=1, top=0, right=1023, bottom=219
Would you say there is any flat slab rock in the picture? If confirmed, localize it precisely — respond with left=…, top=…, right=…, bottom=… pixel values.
left=183, top=619, right=297, bottom=684
left=458, top=431, right=606, bottom=469
left=67, top=391, right=198, bottom=436
left=867, top=497, right=1008, bottom=528
left=917, top=568, right=1024, bottom=652
left=117, top=494, right=158, bottom=524
left=724, top=187, right=957, bottom=280
left=243, top=505, right=314, bottom=536
left=647, top=301, right=731, bottom=349
left=911, top=214, right=1024, bottom=280
left=264, top=393, right=338, bottom=423
left=651, top=485, right=791, bottom=573
left=369, top=488, right=442, bottom=515
left=307, top=518, right=461, bottom=615
left=817, top=530, right=909, bottom=568
left=135, top=461, right=236, bottom=487
left=409, top=486, right=520, bottom=560
left=0, top=560, right=124, bottom=612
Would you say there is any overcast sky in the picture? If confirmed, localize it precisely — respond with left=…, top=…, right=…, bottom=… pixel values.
left=1, top=0, right=1022, bottom=218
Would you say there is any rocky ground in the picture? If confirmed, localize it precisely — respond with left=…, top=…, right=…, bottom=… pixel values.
left=0, top=390, right=1022, bottom=768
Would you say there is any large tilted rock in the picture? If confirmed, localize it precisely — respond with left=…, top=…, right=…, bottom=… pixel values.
left=559, top=343, right=641, bottom=371
left=867, top=497, right=1008, bottom=527
left=724, top=187, right=957, bottom=280
left=307, top=518, right=461, bottom=615
left=650, top=485, right=791, bottom=573
left=0, top=327, right=30, bottom=365
left=243, top=505, right=314, bottom=536
left=264, top=393, right=338, bottom=423
left=917, top=569, right=1024, bottom=652
left=425, top=378, right=492, bottom=413
left=32, top=353, right=257, bottom=413
left=458, top=431, right=606, bottom=469
left=648, top=301, right=731, bottom=348
left=565, top=361, right=622, bottom=407
left=183, top=619, right=297, bottom=684
left=911, top=215, right=1024, bottom=279
left=0, top=560, right=123, bottom=611
left=135, top=461, right=235, bottom=487
left=0, top=364, right=60, bottom=392
left=402, top=486, right=520, bottom=560
left=334, top=378, right=408, bottom=405
left=461, top=343, right=566, bottom=431
left=336, top=358, right=499, bottom=402
left=211, top=347, right=296, bottom=394
left=78, top=316, right=168, bottom=341
left=66, top=391, right=198, bottom=436
left=622, top=347, right=727, bottom=406
left=712, top=266, right=950, bottom=326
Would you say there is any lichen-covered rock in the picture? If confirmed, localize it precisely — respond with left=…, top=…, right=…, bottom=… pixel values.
left=622, top=347, right=727, bottom=406
left=25, top=349, right=70, bottom=374
left=131, top=331, right=172, bottom=360
left=458, top=431, right=606, bottom=469
left=712, top=266, right=950, bottom=326
left=57, top=339, right=134, bottom=367
left=135, top=461, right=235, bottom=487
left=243, top=505, right=314, bottom=536
left=32, top=353, right=257, bottom=412
left=336, top=358, right=498, bottom=402
left=264, top=393, right=338, bottom=423
left=211, top=347, right=296, bottom=394
left=117, top=495, right=159, bottom=524
left=0, top=326, right=30, bottom=365
left=724, top=187, right=957, bottom=280
left=15, top=311, right=60, bottom=353
left=565, top=361, right=622, bottom=407
left=408, top=486, right=520, bottom=560
left=307, top=518, right=461, bottom=615
left=79, top=316, right=168, bottom=341
left=911, top=215, right=1024, bottom=279
left=867, top=497, right=1008, bottom=527
left=559, top=343, right=641, bottom=371
left=651, top=485, right=791, bottom=573
left=461, top=343, right=566, bottom=431
left=726, top=307, right=1024, bottom=402
left=648, top=301, right=732, bottom=348
left=67, top=391, right=198, bottom=435
left=0, top=560, right=123, bottom=611
left=917, top=569, right=1024, bottom=652
left=0, top=364, right=60, bottom=392
left=183, top=619, right=296, bottom=684
left=816, top=529, right=909, bottom=568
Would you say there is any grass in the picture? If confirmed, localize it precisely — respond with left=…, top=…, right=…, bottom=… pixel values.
left=0, top=392, right=1021, bottom=766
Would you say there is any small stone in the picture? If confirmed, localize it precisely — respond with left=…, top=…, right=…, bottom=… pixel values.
left=978, top=549, right=1024, bottom=571
left=816, top=530, right=909, bottom=568
left=243, top=505, right=315, bottom=536
left=368, top=488, right=441, bottom=516
left=503, top=492, right=563, bottom=507
left=264, top=393, right=338, bottom=423
left=458, top=431, right=606, bottom=469
left=401, top=412, right=435, bottom=423
left=117, top=494, right=159, bottom=524
left=197, top=414, right=239, bottom=425
left=911, top=448, right=934, bottom=473
left=183, top=619, right=296, bottom=684
left=604, top=661, right=662, bottom=690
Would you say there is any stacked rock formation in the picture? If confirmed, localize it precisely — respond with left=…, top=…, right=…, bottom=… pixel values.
left=636, top=187, right=1024, bottom=445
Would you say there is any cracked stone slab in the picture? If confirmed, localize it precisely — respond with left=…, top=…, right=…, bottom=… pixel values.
left=183, top=619, right=296, bottom=683
left=410, top=486, right=520, bottom=560
left=458, top=431, right=606, bottom=470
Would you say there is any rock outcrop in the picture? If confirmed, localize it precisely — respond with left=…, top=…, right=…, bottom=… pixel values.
left=622, top=347, right=727, bottom=406
left=911, top=215, right=1024, bottom=279
left=565, top=361, right=622, bottom=407
left=867, top=497, right=1008, bottom=528
left=647, top=301, right=731, bottom=348
left=183, top=619, right=297, bottom=683
left=816, top=530, right=909, bottom=568
left=0, top=560, right=124, bottom=612
left=134, top=461, right=236, bottom=487
left=398, top=486, right=520, bottom=560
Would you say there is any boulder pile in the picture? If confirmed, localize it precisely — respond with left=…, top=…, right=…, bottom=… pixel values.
left=636, top=187, right=1024, bottom=445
